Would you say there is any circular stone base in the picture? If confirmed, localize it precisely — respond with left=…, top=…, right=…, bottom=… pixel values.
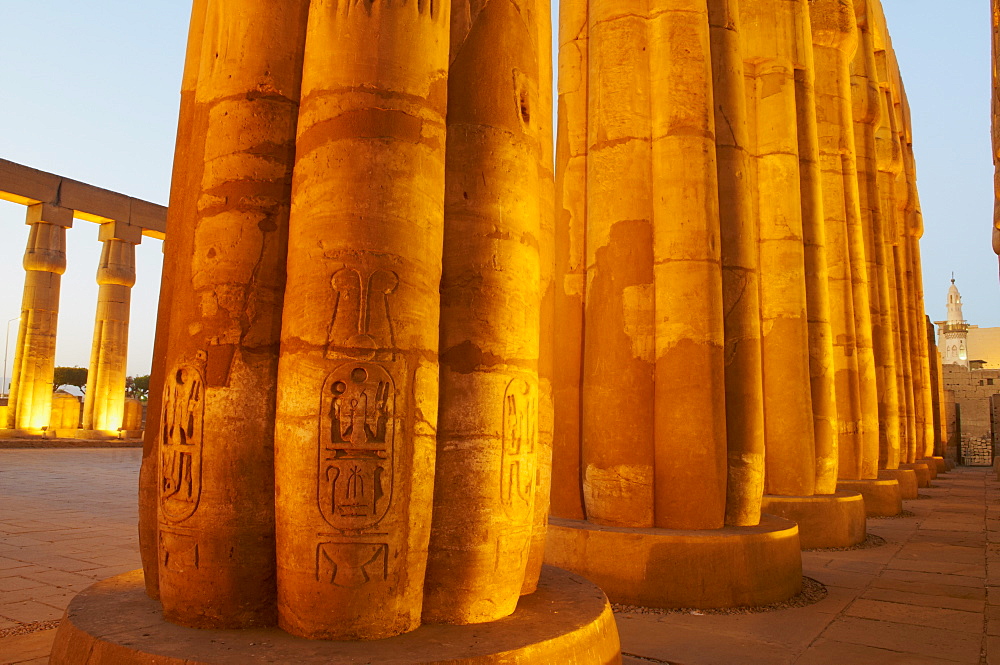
left=49, top=567, right=621, bottom=665
left=899, top=462, right=932, bottom=487
left=543, top=514, right=802, bottom=609
left=760, top=491, right=866, bottom=549
left=836, top=479, right=902, bottom=517
left=919, top=457, right=947, bottom=475
left=915, top=459, right=939, bottom=480
left=879, top=468, right=919, bottom=499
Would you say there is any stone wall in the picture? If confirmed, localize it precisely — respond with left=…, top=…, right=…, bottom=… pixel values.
left=942, top=364, right=1000, bottom=466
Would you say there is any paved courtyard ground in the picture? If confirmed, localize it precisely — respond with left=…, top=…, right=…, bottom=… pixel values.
left=0, top=448, right=997, bottom=664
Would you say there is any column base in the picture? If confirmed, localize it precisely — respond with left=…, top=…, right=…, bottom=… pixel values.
left=878, top=468, right=919, bottom=499
left=899, top=462, right=932, bottom=488
left=835, top=479, right=902, bottom=517
left=50, top=567, right=621, bottom=664
left=543, top=515, right=802, bottom=609
left=915, top=458, right=939, bottom=480
left=920, top=457, right=947, bottom=474
left=760, top=491, right=866, bottom=549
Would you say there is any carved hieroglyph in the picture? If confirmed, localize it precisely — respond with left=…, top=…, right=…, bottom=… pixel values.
left=273, top=0, right=448, bottom=641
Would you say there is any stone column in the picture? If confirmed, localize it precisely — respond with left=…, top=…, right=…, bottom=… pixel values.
left=82, top=223, right=140, bottom=432
left=851, top=0, right=900, bottom=471
left=741, top=0, right=816, bottom=498
left=423, top=0, right=543, bottom=623
left=647, top=0, right=727, bottom=529
left=525, top=0, right=556, bottom=595
left=6, top=203, right=72, bottom=430
left=810, top=0, right=879, bottom=480
left=710, top=0, right=765, bottom=527
left=153, top=0, right=309, bottom=629
left=273, top=0, right=448, bottom=640
left=550, top=0, right=588, bottom=521
left=139, top=0, right=209, bottom=601
left=874, top=74, right=916, bottom=464
left=580, top=0, right=656, bottom=528
left=795, top=4, right=839, bottom=495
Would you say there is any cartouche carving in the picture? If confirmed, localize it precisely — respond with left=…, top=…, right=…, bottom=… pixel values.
left=318, top=363, right=395, bottom=530
left=160, top=365, right=205, bottom=524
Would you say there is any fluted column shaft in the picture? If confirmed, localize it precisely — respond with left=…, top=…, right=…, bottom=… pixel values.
left=742, top=0, right=816, bottom=497
left=581, top=0, right=656, bottom=527
left=83, top=225, right=139, bottom=431
left=423, top=0, right=543, bottom=623
left=153, top=0, right=309, bottom=630
left=274, top=0, right=448, bottom=639
left=550, top=0, right=588, bottom=521
left=7, top=204, right=71, bottom=430
left=710, top=0, right=765, bottom=527
left=851, top=0, right=901, bottom=469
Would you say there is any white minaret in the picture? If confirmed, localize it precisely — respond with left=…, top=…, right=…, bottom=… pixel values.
left=941, top=276, right=969, bottom=367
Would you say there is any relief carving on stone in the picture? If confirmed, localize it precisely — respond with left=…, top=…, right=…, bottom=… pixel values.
left=318, top=363, right=395, bottom=531
left=327, top=267, right=399, bottom=360
left=159, top=365, right=205, bottom=524
left=502, top=376, right=537, bottom=520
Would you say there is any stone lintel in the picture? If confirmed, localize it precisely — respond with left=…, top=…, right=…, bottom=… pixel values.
left=0, top=158, right=166, bottom=239
left=49, top=567, right=622, bottom=664
left=98, top=221, right=143, bottom=245
left=26, top=202, right=73, bottom=228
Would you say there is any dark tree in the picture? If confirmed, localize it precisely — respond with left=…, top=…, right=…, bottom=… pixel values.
left=53, top=366, right=88, bottom=394
left=126, top=374, right=150, bottom=400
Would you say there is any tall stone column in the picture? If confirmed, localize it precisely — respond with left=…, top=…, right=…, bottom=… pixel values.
left=152, top=0, right=310, bottom=629
left=423, top=0, right=543, bottom=623
left=525, top=0, right=556, bottom=595
left=6, top=203, right=72, bottom=430
left=580, top=0, right=656, bottom=528
left=647, top=0, right=727, bottom=530
left=82, top=223, right=140, bottom=431
left=273, top=0, right=449, bottom=640
left=795, top=4, right=839, bottom=496
left=138, top=0, right=209, bottom=601
left=550, top=0, right=588, bottom=521
left=545, top=0, right=804, bottom=610
left=741, top=0, right=816, bottom=498
left=812, top=0, right=882, bottom=486
left=710, top=0, right=765, bottom=527
left=850, top=0, right=901, bottom=472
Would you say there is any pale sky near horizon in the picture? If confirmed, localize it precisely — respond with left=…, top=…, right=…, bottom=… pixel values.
left=0, top=0, right=995, bottom=385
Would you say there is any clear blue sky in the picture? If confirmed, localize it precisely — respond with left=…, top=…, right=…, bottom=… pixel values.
left=0, top=0, right=995, bottom=383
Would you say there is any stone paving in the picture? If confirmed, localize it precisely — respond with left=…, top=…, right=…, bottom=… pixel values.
left=0, top=448, right=997, bottom=664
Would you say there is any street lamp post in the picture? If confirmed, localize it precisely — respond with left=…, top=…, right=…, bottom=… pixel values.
left=4, top=315, right=20, bottom=398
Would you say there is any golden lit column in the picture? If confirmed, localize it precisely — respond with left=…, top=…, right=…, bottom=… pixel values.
left=811, top=1, right=866, bottom=480
left=525, top=0, right=555, bottom=595
left=851, top=0, right=901, bottom=470
left=581, top=0, right=656, bottom=527
left=82, top=223, right=140, bottom=432
left=274, top=0, right=448, bottom=640
left=6, top=203, right=72, bottom=430
left=550, top=0, right=588, bottom=521
left=710, top=0, right=765, bottom=527
left=138, top=0, right=209, bottom=600
left=794, top=0, right=839, bottom=495
left=874, top=71, right=915, bottom=465
left=153, top=0, right=309, bottom=629
left=647, top=0, right=727, bottom=529
left=423, top=0, right=543, bottom=623
left=741, top=0, right=816, bottom=498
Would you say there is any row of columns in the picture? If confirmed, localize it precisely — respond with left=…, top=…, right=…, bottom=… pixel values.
left=5, top=205, right=140, bottom=433
left=550, top=0, right=941, bottom=530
